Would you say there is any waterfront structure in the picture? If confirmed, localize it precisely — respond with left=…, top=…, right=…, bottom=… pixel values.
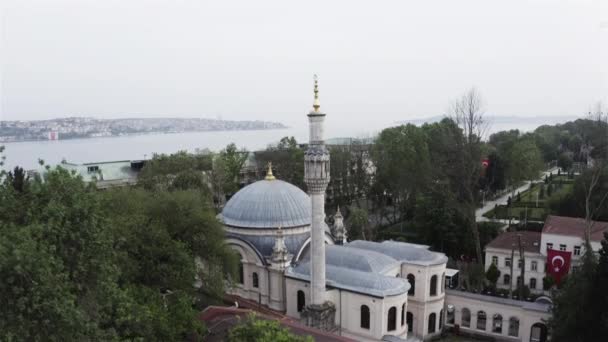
left=34, top=159, right=144, bottom=189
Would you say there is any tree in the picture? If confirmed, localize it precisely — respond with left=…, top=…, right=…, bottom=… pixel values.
left=228, top=314, right=313, bottom=342
left=505, top=138, right=543, bottom=189
left=347, top=207, right=371, bottom=241
left=539, top=184, right=545, bottom=199
left=485, top=263, right=501, bottom=287
left=550, top=232, right=608, bottom=341
left=256, top=137, right=305, bottom=189
left=557, top=153, right=573, bottom=171
left=219, top=143, right=248, bottom=196
left=449, top=87, right=488, bottom=264
left=370, top=124, right=431, bottom=225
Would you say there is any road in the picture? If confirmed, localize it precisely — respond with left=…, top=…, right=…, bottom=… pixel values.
left=476, top=168, right=558, bottom=223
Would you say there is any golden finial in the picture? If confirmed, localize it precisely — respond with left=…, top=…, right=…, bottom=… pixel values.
left=312, top=74, right=321, bottom=113
left=265, top=162, right=276, bottom=180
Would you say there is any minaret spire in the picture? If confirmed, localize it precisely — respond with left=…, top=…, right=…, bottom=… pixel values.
left=312, top=74, right=321, bottom=113
left=304, top=74, right=330, bottom=305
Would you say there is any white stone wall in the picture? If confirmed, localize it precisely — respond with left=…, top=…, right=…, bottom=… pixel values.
left=285, top=278, right=409, bottom=341
left=485, top=248, right=546, bottom=294
left=540, top=233, right=601, bottom=263
left=445, top=291, right=550, bottom=342
left=399, top=262, right=446, bottom=339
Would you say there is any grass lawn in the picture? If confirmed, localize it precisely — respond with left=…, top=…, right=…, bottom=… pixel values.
left=484, top=206, right=547, bottom=221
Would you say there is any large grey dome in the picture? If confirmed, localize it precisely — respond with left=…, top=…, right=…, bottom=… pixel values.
left=220, top=179, right=311, bottom=229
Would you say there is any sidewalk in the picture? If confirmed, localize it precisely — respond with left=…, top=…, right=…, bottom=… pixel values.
left=476, top=167, right=558, bottom=222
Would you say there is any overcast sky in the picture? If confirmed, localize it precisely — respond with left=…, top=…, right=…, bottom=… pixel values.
left=1, top=0, right=607, bottom=133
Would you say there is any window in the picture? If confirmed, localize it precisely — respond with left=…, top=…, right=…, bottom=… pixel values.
left=477, top=311, right=487, bottom=330
left=360, top=305, right=370, bottom=329
left=87, top=165, right=99, bottom=173
left=493, top=314, right=503, bottom=334
left=518, top=259, right=523, bottom=269
left=492, top=256, right=498, bottom=265
left=505, top=258, right=512, bottom=267
left=517, top=276, right=522, bottom=286
left=574, top=246, right=581, bottom=256
left=559, top=244, right=566, bottom=251
left=387, top=307, right=397, bottom=331
left=461, top=308, right=471, bottom=328
left=401, top=303, right=405, bottom=326
left=530, top=278, right=537, bottom=289
left=297, top=290, right=305, bottom=312
left=430, top=275, right=438, bottom=296
left=547, top=243, right=553, bottom=250
left=407, top=312, right=414, bottom=332
left=503, top=274, right=511, bottom=285
left=531, top=261, right=538, bottom=271
left=252, top=272, right=259, bottom=288
left=238, top=254, right=244, bottom=284
left=407, top=274, right=415, bottom=295
left=508, top=317, right=520, bottom=337
left=447, top=305, right=455, bottom=324
left=428, top=313, right=436, bottom=333
left=439, top=309, right=444, bottom=329
left=442, top=272, right=446, bottom=293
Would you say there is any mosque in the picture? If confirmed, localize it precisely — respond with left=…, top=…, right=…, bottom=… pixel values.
left=218, top=78, right=448, bottom=341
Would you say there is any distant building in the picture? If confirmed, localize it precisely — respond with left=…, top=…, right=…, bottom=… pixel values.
left=485, top=215, right=608, bottom=294
left=48, top=131, right=59, bottom=140
left=49, top=160, right=145, bottom=189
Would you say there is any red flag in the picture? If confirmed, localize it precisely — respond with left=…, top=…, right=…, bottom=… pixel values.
left=481, top=159, right=490, bottom=169
left=546, top=249, right=572, bottom=284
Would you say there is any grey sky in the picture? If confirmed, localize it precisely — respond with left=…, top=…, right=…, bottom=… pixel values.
left=1, top=0, right=607, bottom=134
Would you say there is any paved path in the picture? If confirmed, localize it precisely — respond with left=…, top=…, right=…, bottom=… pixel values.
left=476, top=168, right=558, bottom=222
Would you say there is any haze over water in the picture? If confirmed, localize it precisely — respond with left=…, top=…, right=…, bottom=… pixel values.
left=1, top=115, right=578, bottom=171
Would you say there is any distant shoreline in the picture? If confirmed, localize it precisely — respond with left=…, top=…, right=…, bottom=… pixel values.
left=0, top=126, right=290, bottom=145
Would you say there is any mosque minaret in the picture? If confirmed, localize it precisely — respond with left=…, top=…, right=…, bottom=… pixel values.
left=304, top=75, right=331, bottom=308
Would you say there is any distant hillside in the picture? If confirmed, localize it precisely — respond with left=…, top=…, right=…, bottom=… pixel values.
left=0, top=117, right=287, bottom=142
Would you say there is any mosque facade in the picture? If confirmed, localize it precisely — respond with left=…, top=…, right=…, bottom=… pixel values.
left=219, top=78, right=550, bottom=342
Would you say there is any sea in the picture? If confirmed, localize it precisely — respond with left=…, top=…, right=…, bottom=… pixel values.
left=0, top=115, right=578, bottom=171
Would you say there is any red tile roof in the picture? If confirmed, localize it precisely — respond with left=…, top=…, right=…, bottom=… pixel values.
left=199, top=306, right=356, bottom=342
left=542, top=215, right=608, bottom=242
left=485, top=231, right=542, bottom=254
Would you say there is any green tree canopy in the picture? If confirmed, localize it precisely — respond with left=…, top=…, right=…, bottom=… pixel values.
left=228, top=314, right=313, bottom=342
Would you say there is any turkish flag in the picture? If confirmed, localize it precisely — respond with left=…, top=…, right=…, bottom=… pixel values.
left=546, top=249, right=572, bottom=284
left=481, top=159, right=490, bottom=169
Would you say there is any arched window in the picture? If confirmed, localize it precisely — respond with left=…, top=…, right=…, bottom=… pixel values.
left=441, top=272, right=446, bottom=293
left=439, top=309, right=444, bottom=329
left=407, top=312, right=413, bottom=332
left=493, top=314, right=503, bottom=333
left=476, top=311, right=487, bottom=330
left=297, top=290, right=305, bottom=312
left=530, top=322, right=548, bottom=342
left=430, top=275, right=438, bottom=296
left=401, top=303, right=405, bottom=326
left=238, top=254, right=244, bottom=284
left=504, top=274, right=511, bottom=285
left=387, top=307, right=397, bottom=331
left=407, top=274, right=415, bottom=295
left=461, top=308, right=471, bottom=328
left=360, top=305, right=370, bottom=329
left=428, top=313, right=436, bottom=333
left=508, top=317, right=519, bottom=337
left=530, top=277, right=537, bottom=289
left=252, top=272, right=259, bottom=288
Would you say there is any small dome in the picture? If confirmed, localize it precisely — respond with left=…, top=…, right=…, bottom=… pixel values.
left=221, top=179, right=311, bottom=229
